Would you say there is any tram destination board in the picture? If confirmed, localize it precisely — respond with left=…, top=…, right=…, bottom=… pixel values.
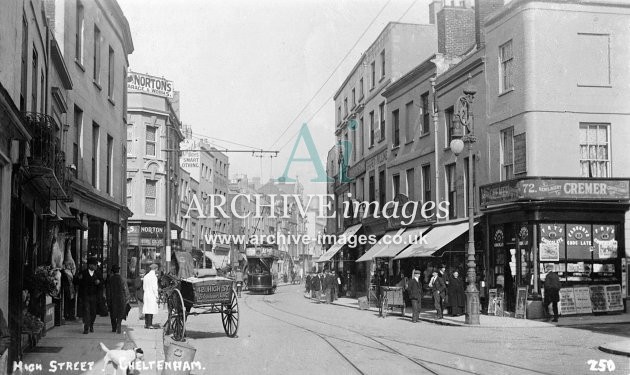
left=180, top=277, right=233, bottom=305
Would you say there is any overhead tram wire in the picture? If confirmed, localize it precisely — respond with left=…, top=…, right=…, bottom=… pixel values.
left=273, top=0, right=420, bottom=154
left=189, top=131, right=261, bottom=151
left=267, top=0, right=394, bottom=149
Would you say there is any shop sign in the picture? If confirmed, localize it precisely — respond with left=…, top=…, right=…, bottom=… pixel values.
left=594, top=225, right=617, bottom=259
left=566, top=224, right=591, bottom=259
left=493, top=228, right=504, bottom=248
left=480, top=178, right=630, bottom=207
left=127, top=71, right=174, bottom=98
left=348, top=160, right=365, bottom=178
left=539, top=224, right=564, bottom=261
left=365, top=149, right=387, bottom=171
left=140, top=225, right=164, bottom=247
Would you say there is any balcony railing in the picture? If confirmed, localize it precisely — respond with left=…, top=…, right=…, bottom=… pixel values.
left=23, top=112, right=72, bottom=201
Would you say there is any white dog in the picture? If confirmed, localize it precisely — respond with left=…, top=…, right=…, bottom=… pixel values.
left=99, top=342, right=144, bottom=374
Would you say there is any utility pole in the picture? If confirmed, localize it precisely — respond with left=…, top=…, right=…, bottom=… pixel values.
left=165, top=121, right=172, bottom=274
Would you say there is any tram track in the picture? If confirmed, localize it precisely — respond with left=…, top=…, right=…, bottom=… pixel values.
left=245, top=287, right=556, bottom=375
left=244, top=291, right=442, bottom=374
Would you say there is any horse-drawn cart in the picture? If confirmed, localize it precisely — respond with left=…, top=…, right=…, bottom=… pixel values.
left=161, top=252, right=239, bottom=341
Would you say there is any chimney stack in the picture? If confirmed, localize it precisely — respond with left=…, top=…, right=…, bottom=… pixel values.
left=475, top=0, right=505, bottom=48
left=429, top=0, right=443, bottom=25
left=437, top=2, right=475, bottom=56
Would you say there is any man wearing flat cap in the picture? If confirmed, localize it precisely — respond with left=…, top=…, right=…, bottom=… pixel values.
left=77, top=257, right=103, bottom=334
left=142, top=263, right=160, bottom=328
left=106, top=265, right=130, bottom=333
left=408, top=269, right=423, bottom=323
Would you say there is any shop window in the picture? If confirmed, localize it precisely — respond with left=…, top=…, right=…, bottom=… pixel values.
left=579, top=123, right=610, bottom=178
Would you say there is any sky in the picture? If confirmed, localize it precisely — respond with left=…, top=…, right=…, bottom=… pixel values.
left=118, top=0, right=432, bottom=195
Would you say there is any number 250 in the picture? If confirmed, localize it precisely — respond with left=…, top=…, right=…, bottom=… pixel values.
left=587, top=359, right=615, bottom=372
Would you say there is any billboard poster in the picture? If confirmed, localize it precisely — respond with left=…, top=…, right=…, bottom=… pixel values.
left=127, top=71, right=174, bottom=98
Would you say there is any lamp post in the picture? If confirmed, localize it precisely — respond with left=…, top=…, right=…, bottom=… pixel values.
left=449, top=74, right=480, bottom=325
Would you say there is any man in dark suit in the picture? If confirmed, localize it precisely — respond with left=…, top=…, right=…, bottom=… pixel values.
left=408, top=269, right=422, bottom=323
left=430, top=265, right=447, bottom=319
left=544, top=264, right=561, bottom=322
left=77, top=257, right=103, bottom=334
left=311, top=271, right=322, bottom=302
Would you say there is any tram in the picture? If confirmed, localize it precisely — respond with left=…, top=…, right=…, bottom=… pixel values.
left=246, top=244, right=280, bottom=294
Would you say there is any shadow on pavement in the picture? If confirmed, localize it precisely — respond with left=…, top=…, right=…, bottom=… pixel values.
left=185, top=330, right=229, bottom=339
left=559, top=322, right=630, bottom=339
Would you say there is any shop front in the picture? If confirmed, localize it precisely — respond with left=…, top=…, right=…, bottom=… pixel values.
left=481, top=177, right=629, bottom=316
left=316, top=224, right=362, bottom=297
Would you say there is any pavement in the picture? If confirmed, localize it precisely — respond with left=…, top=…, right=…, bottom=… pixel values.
left=15, top=305, right=169, bottom=374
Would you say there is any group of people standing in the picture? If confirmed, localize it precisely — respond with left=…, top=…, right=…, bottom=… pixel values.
left=76, top=259, right=161, bottom=335
left=304, top=271, right=340, bottom=303
left=405, top=265, right=466, bottom=322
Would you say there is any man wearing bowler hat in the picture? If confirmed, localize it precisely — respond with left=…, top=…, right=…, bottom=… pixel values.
left=77, top=257, right=103, bottom=334
left=106, top=264, right=129, bottom=333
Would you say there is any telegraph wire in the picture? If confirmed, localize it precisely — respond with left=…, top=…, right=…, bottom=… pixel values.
left=273, top=0, right=420, bottom=154
left=267, top=0, right=394, bottom=148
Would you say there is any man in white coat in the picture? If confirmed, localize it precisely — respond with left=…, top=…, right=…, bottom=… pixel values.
left=142, top=263, right=160, bottom=329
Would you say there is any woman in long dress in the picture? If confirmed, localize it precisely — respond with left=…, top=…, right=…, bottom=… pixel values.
left=447, top=271, right=466, bottom=316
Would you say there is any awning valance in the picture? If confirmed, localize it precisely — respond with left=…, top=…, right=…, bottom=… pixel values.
left=316, top=224, right=362, bottom=263
left=395, top=221, right=477, bottom=259
left=357, top=226, right=430, bottom=262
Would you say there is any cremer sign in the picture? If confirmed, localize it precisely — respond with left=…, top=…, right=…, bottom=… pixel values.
left=480, top=178, right=630, bottom=207
left=127, top=72, right=174, bottom=98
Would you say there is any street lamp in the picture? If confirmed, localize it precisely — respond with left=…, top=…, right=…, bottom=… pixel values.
left=449, top=74, right=480, bottom=325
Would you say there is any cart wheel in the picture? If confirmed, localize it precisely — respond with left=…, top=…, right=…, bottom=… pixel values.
left=221, top=291, right=240, bottom=337
left=166, top=289, right=186, bottom=341
left=380, top=297, right=388, bottom=318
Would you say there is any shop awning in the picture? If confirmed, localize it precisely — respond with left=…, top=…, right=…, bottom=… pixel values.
left=316, top=224, right=362, bottom=263
left=395, top=221, right=478, bottom=259
left=357, top=226, right=431, bottom=261
left=204, top=251, right=230, bottom=269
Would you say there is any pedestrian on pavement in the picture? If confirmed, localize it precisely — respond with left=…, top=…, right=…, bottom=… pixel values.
left=77, top=257, right=103, bottom=334
left=106, top=265, right=130, bottom=333
left=543, top=264, right=561, bottom=322
left=305, top=273, right=311, bottom=296
left=321, top=271, right=329, bottom=303
left=447, top=271, right=465, bottom=317
left=135, top=269, right=145, bottom=320
left=311, top=271, right=322, bottom=302
left=408, top=269, right=422, bottom=323
left=430, top=266, right=447, bottom=319
left=235, top=267, right=244, bottom=297
left=328, top=271, right=336, bottom=303
left=142, top=263, right=160, bottom=329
